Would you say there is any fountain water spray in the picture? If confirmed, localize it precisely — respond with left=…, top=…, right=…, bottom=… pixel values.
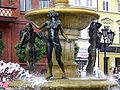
left=0, top=60, right=47, bottom=89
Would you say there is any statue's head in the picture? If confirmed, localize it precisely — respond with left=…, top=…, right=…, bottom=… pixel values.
left=47, top=10, right=59, bottom=18
left=89, top=22, right=102, bottom=30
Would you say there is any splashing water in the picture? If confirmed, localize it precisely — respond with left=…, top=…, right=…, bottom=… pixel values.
left=0, top=60, right=47, bottom=89
left=78, top=65, right=107, bottom=79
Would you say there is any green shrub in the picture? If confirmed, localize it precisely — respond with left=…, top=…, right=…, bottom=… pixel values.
left=0, top=39, right=4, bottom=55
left=74, top=43, right=79, bottom=58
left=15, top=38, right=46, bottom=63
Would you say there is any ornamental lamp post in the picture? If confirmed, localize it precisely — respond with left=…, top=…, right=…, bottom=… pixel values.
left=101, top=27, right=115, bottom=74
left=117, top=0, right=120, bottom=2
left=108, top=30, right=115, bottom=45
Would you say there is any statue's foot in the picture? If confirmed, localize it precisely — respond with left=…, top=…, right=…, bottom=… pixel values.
left=61, top=76, right=68, bottom=79
left=61, top=73, right=67, bottom=79
left=46, top=75, right=54, bottom=80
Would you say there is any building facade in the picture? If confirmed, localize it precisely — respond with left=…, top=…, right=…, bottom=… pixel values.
left=0, top=0, right=54, bottom=63
left=70, top=0, right=120, bottom=75
left=98, top=0, right=120, bottom=74
left=1, top=0, right=120, bottom=75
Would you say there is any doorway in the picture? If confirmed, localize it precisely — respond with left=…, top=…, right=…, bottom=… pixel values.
left=115, top=58, right=120, bottom=68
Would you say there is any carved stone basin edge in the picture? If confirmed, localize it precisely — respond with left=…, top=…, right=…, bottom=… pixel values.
left=25, top=7, right=99, bottom=30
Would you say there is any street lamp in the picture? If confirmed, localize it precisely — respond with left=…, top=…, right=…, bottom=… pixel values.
left=100, top=26, right=115, bottom=74
left=117, top=0, right=120, bottom=2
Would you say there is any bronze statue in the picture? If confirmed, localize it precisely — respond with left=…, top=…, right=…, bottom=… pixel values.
left=33, top=10, right=71, bottom=79
left=86, top=21, right=101, bottom=76
left=20, top=23, right=42, bottom=73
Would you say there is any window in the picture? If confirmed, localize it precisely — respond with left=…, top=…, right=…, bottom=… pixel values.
left=0, top=31, right=2, bottom=39
left=39, top=0, right=50, bottom=8
left=118, top=3, right=120, bottom=12
left=75, top=0, right=81, bottom=6
left=103, top=0, right=108, bottom=11
left=118, top=27, right=120, bottom=44
left=20, top=0, right=32, bottom=11
left=69, top=0, right=81, bottom=6
left=86, top=0, right=92, bottom=7
left=115, top=58, right=120, bottom=67
left=0, top=0, right=1, bottom=6
left=20, top=30, right=24, bottom=40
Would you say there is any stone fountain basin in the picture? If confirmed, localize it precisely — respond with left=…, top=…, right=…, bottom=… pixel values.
left=9, top=78, right=117, bottom=90
left=25, top=7, right=99, bottom=30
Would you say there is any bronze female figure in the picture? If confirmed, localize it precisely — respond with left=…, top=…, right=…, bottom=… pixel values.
left=33, top=10, right=71, bottom=79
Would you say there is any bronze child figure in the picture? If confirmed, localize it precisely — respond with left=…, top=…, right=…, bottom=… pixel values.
left=20, top=23, right=41, bottom=73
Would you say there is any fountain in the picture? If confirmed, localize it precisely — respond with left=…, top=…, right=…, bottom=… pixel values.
left=9, top=0, right=119, bottom=90
left=25, top=0, right=99, bottom=78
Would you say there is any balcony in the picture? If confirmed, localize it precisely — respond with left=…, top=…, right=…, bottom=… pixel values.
left=0, top=6, right=17, bottom=22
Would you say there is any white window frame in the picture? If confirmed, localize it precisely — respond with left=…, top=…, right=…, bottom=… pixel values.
left=20, top=0, right=32, bottom=11
left=39, top=0, right=50, bottom=8
left=118, top=2, right=120, bottom=12
left=86, top=0, right=92, bottom=7
left=102, top=0, right=109, bottom=11
left=69, top=0, right=81, bottom=6
left=119, top=27, right=120, bottom=44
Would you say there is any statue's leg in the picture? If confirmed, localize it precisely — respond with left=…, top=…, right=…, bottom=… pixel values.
left=32, top=48, right=37, bottom=72
left=29, top=49, right=35, bottom=73
left=46, top=42, right=53, bottom=79
left=55, top=45, right=66, bottom=79
left=26, top=50, right=31, bottom=73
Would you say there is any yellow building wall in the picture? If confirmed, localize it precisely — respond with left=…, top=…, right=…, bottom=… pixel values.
left=98, top=0, right=120, bottom=44
left=98, top=0, right=118, bottom=13
left=98, top=0, right=120, bottom=74
left=99, top=52, right=120, bottom=74
left=98, top=12, right=120, bottom=44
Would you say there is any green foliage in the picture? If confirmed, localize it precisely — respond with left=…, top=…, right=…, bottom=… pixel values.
left=0, top=39, right=4, bottom=55
left=15, top=38, right=46, bottom=62
left=14, top=43, right=26, bottom=62
left=35, top=38, right=46, bottom=60
left=74, top=43, right=79, bottom=58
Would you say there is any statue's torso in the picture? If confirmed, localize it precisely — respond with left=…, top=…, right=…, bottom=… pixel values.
left=46, top=20, right=61, bottom=43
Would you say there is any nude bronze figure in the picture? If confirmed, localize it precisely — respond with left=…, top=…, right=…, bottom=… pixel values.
left=86, top=22, right=101, bottom=76
left=33, top=10, right=71, bottom=79
left=20, top=23, right=42, bottom=73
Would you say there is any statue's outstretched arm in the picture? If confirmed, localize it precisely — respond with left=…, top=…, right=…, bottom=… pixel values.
left=59, top=22, right=71, bottom=43
left=32, top=22, right=47, bottom=30
left=35, top=32, right=44, bottom=39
